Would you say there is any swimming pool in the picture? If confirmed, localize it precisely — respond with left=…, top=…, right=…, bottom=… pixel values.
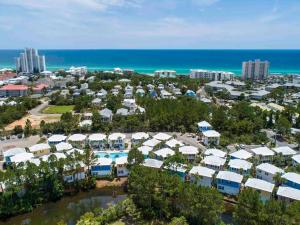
left=96, top=151, right=129, bottom=162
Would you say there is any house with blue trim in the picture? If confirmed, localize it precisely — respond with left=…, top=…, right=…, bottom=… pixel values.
left=216, top=171, right=243, bottom=196
left=185, top=90, right=196, bottom=97
left=3, top=147, right=26, bottom=163
left=189, top=166, right=216, bottom=188
left=282, top=172, right=300, bottom=190
left=165, top=164, right=187, bottom=181
left=91, top=158, right=113, bottom=177
left=197, top=121, right=212, bottom=132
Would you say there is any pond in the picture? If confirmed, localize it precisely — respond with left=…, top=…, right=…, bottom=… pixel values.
left=0, top=188, right=126, bottom=225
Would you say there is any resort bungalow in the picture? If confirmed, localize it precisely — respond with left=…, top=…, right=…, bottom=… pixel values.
left=230, top=150, right=253, bottom=160
left=143, top=158, right=163, bottom=169
left=292, top=154, right=300, bottom=166
left=88, top=133, right=107, bottom=150
left=179, top=146, right=199, bottom=162
left=97, top=89, right=107, bottom=99
left=165, top=139, right=184, bottom=149
left=68, top=134, right=87, bottom=148
left=202, top=130, right=221, bottom=146
left=10, top=152, right=34, bottom=164
left=282, top=172, right=300, bottom=190
left=108, top=133, right=126, bottom=150
left=203, top=155, right=226, bottom=171
left=228, top=159, right=253, bottom=175
left=204, top=148, right=226, bottom=158
left=153, top=132, right=172, bottom=141
left=189, top=166, right=215, bottom=187
left=79, top=120, right=92, bottom=130
left=48, top=134, right=67, bottom=145
left=63, top=162, right=86, bottom=183
left=29, top=143, right=51, bottom=157
left=100, top=108, right=113, bottom=122
left=115, top=156, right=129, bottom=177
left=197, top=121, right=212, bottom=132
left=272, top=146, right=297, bottom=159
left=277, top=186, right=300, bottom=203
left=91, top=158, right=113, bottom=177
left=256, top=163, right=284, bottom=183
left=131, top=132, right=150, bottom=145
left=216, top=171, right=243, bottom=196
left=55, top=142, right=73, bottom=152
left=154, top=148, right=175, bottom=160
left=245, top=178, right=275, bottom=202
left=251, top=147, right=274, bottom=163
left=165, top=164, right=187, bottom=181
left=138, top=145, right=153, bottom=158
left=3, top=148, right=26, bottom=163
left=143, top=138, right=161, bottom=148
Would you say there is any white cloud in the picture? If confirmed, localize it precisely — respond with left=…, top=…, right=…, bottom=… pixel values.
left=191, top=0, right=219, bottom=6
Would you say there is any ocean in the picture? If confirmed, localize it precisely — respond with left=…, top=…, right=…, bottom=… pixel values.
left=0, top=49, right=300, bottom=75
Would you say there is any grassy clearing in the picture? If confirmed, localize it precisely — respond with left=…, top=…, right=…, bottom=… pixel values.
left=42, top=105, right=75, bottom=114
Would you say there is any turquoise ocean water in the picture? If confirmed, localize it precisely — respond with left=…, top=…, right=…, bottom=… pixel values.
left=0, top=49, right=300, bottom=75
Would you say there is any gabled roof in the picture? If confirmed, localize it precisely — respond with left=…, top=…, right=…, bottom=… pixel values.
left=48, top=134, right=67, bottom=143
left=179, top=146, right=198, bottom=155
left=132, top=132, right=149, bottom=140
left=230, top=150, right=253, bottom=160
left=165, top=139, right=184, bottom=148
left=153, top=132, right=172, bottom=141
left=228, top=159, right=253, bottom=170
left=100, top=108, right=113, bottom=117
left=202, top=130, right=220, bottom=138
left=197, top=121, right=212, bottom=128
left=10, top=152, right=34, bottom=163
left=272, top=146, right=297, bottom=156
left=292, top=154, right=300, bottom=164
left=216, top=171, right=243, bottom=183
left=251, top=147, right=274, bottom=156
left=189, top=166, right=215, bottom=178
left=55, top=142, right=73, bottom=152
left=282, top=172, right=300, bottom=184
left=143, top=159, right=163, bottom=169
left=143, top=138, right=161, bottom=147
left=115, top=156, right=128, bottom=165
left=138, top=145, right=153, bottom=155
left=256, top=163, right=284, bottom=175
left=154, top=148, right=175, bottom=158
left=204, top=148, right=226, bottom=158
left=68, top=134, right=87, bottom=142
left=245, top=178, right=275, bottom=193
left=29, top=143, right=51, bottom=152
left=203, top=155, right=226, bottom=167
left=277, top=186, right=300, bottom=200
left=108, top=133, right=126, bottom=141
left=88, top=133, right=106, bottom=141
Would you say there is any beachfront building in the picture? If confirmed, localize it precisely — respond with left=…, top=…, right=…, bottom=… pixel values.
left=204, top=148, right=226, bottom=158
left=155, top=70, right=176, bottom=77
left=48, top=134, right=67, bottom=145
left=245, top=178, right=275, bottom=202
left=153, top=133, right=172, bottom=141
left=251, top=147, right=274, bottom=163
left=91, top=158, right=113, bottom=177
left=229, top=150, right=253, bottom=160
left=242, top=59, right=269, bottom=81
left=3, top=148, right=26, bottom=163
left=88, top=133, right=107, bottom=150
left=256, top=163, right=284, bottom=183
left=0, top=84, right=28, bottom=97
left=190, top=69, right=233, bottom=81
left=68, top=134, right=87, bottom=148
left=282, top=172, right=300, bottom=190
left=197, top=121, right=212, bottom=132
left=55, top=142, right=73, bottom=152
left=228, top=159, right=253, bottom=175
left=100, top=108, right=113, bottom=122
left=216, top=171, right=243, bottom=196
left=189, top=166, right=215, bottom=187
left=108, top=133, right=126, bottom=150
left=292, top=155, right=300, bottom=166
left=202, top=130, right=221, bottom=146
left=143, top=158, right=164, bottom=169
left=115, top=156, right=129, bottom=177
left=131, top=132, right=150, bottom=145
left=203, top=155, right=226, bottom=171
left=154, top=148, right=175, bottom=160
left=272, top=146, right=297, bottom=159
left=277, top=186, right=300, bottom=203
left=138, top=146, right=153, bottom=158
left=179, top=146, right=199, bottom=162
left=16, top=48, right=46, bottom=74
left=29, top=143, right=51, bottom=157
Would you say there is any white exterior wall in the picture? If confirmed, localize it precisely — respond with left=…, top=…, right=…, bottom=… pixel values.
left=190, top=175, right=212, bottom=187
left=117, top=165, right=129, bottom=177
left=256, top=169, right=276, bottom=183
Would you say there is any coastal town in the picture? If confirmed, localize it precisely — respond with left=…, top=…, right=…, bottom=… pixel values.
left=1, top=48, right=300, bottom=224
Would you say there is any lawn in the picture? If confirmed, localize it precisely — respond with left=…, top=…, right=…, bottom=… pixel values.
left=42, top=105, right=75, bottom=114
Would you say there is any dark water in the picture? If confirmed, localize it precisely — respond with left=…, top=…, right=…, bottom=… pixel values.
left=0, top=188, right=126, bottom=225
left=0, top=49, right=300, bottom=75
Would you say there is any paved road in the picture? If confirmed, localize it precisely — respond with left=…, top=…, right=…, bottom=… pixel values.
left=262, top=129, right=297, bottom=148
left=0, top=135, right=40, bottom=151
left=29, top=100, right=61, bottom=117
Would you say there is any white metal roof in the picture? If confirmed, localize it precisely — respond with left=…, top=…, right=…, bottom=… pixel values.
left=88, top=133, right=106, bottom=141
left=204, top=148, right=226, bottom=158
left=154, top=148, right=175, bottom=158
left=3, top=147, right=26, bottom=157
left=153, top=132, right=172, bottom=141
left=143, top=138, right=161, bottom=147
left=189, top=166, right=215, bottom=178
left=251, top=147, right=274, bottom=156
left=230, top=150, right=253, bottom=160
left=68, top=134, right=87, bottom=142
left=132, top=132, right=149, bottom=140
left=138, top=145, right=153, bottom=155
left=165, top=139, right=184, bottom=148
left=10, top=152, right=34, bottom=163
left=48, top=134, right=67, bottom=143
left=29, top=143, right=51, bottom=152
left=216, top=171, right=243, bottom=183
left=272, top=146, right=297, bottom=156
left=198, top=121, right=212, bottom=128
left=115, top=156, right=128, bottom=165
left=292, top=154, right=300, bottom=164
left=143, top=159, right=163, bottom=169
left=179, top=146, right=198, bottom=155
left=277, top=186, right=300, bottom=200
left=228, top=159, right=253, bottom=170
left=96, top=157, right=113, bottom=165
left=42, top=153, right=66, bottom=161
left=55, top=142, right=73, bottom=152
left=202, top=130, right=221, bottom=137
left=282, top=172, right=300, bottom=184
left=245, top=178, right=275, bottom=193
left=108, top=133, right=126, bottom=141
left=203, top=155, right=226, bottom=167
left=256, top=163, right=284, bottom=175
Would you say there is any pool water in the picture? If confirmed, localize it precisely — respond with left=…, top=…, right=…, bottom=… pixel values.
left=96, top=151, right=128, bottom=162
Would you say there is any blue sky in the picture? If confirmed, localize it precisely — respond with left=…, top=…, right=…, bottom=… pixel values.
left=0, top=0, right=299, bottom=49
